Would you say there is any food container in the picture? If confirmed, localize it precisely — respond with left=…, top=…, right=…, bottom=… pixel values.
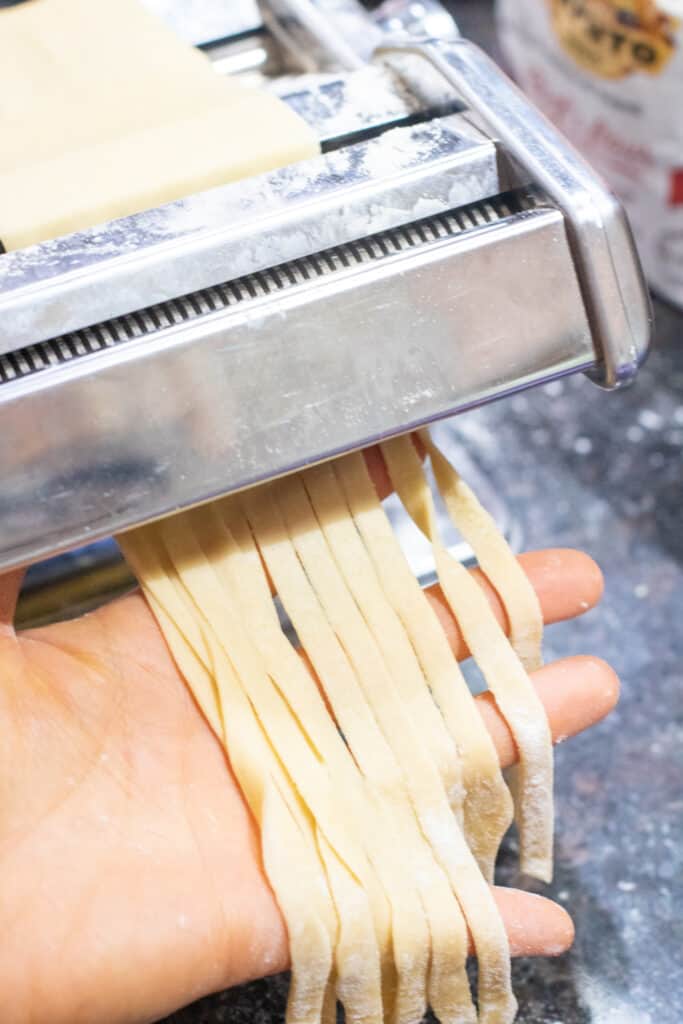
left=496, top=0, right=683, bottom=308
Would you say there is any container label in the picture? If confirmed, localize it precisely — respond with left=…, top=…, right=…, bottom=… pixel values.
left=546, top=0, right=678, bottom=78
left=498, top=0, right=683, bottom=306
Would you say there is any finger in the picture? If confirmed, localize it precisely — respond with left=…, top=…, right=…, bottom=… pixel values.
left=363, top=445, right=395, bottom=502
left=0, top=569, right=25, bottom=633
left=363, top=444, right=603, bottom=642
left=427, top=548, right=604, bottom=661
left=364, top=435, right=425, bottom=501
left=298, top=654, right=618, bottom=774
left=477, top=655, right=620, bottom=770
left=366, top=443, right=603, bottom=639
left=248, top=882, right=573, bottom=989
left=492, top=887, right=574, bottom=958
left=241, top=652, right=589, bottom=986
left=299, top=629, right=616, bottom=763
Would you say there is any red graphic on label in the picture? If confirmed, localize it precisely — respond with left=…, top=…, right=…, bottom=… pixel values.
left=670, top=169, right=683, bottom=206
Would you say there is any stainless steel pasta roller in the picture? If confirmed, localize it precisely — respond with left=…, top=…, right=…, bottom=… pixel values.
left=0, top=0, right=652, bottom=576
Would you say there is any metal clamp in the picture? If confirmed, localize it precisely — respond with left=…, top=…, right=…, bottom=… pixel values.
left=376, top=36, right=653, bottom=387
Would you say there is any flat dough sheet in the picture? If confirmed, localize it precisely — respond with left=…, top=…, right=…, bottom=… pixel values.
left=0, top=0, right=317, bottom=248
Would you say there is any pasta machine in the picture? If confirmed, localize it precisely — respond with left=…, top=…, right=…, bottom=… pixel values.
left=0, top=0, right=652, bottom=587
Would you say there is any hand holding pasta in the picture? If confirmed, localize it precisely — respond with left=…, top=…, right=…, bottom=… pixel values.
left=0, top=444, right=617, bottom=1024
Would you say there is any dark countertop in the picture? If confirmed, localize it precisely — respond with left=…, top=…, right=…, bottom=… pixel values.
left=165, top=7, right=683, bottom=1024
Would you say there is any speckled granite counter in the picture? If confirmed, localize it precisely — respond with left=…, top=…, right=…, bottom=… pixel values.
left=163, top=8, right=683, bottom=1024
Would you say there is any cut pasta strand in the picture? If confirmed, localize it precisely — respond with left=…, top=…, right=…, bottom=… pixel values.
left=119, top=427, right=553, bottom=1023
left=333, top=451, right=513, bottom=883
left=380, top=434, right=553, bottom=883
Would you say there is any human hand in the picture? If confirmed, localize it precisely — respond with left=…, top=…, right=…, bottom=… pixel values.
left=0, top=456, right=617, bottom=1024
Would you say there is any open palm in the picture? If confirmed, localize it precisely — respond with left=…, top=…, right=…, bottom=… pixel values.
left=0, top=467, right=617, bottom=1024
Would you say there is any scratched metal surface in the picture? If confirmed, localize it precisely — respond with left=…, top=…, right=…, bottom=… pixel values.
left=162, top=4, right=683, bottom=1023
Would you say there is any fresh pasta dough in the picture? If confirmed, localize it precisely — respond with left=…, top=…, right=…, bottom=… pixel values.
left=417, top=431, right=550, bottom=884
left=333, top=452, right=514, bottom=884
left=241, top=478, right=476, bottom=1023
left=420, top=431, right=544, bottom=674
left=381, top=435, right=554, bottom=884
left=119, top=432, right=556, bottom=1023
left=0, top=0, right=318, bottom=248
left=119, top=527, right=338, bottom=1023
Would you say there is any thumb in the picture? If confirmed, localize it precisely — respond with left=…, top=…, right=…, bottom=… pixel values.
left=0, top=569, right=26, bottom=631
